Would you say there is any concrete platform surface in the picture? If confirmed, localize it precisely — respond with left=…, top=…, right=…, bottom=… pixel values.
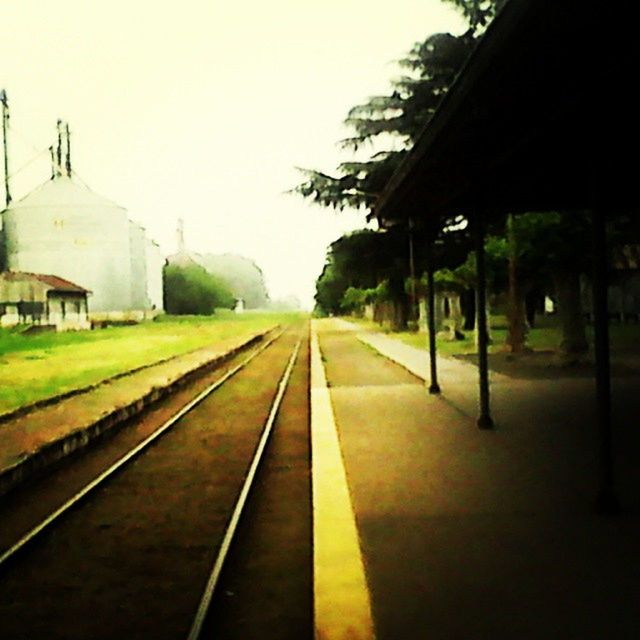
left=313, top=318, right=640, bottom=639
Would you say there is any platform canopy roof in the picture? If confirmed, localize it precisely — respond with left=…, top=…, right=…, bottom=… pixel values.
left=373, top=0, right=639, bottom=230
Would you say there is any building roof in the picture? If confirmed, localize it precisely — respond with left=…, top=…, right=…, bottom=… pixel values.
left=0, top=271, right=91, bottom=293
left=3, top=176, right=125, bottom=213
left=374, top=0, right=639, bottom=228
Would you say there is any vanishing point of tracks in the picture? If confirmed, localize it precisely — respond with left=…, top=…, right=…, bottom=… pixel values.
left=0, top=324, right=312, bottom=639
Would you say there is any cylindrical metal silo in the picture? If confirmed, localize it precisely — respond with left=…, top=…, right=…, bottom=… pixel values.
left=3, top=176, right=133, bottom=313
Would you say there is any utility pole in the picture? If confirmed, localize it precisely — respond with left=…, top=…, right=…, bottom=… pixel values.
left=177, top=218, right=186, bottom=254
left=1, top=89, right=11, bottom=207
left=65, top=122, right=72, bottom=177
left=49, top=146, right=56, bottom=180
left=56, top=119, right=63, bottom=178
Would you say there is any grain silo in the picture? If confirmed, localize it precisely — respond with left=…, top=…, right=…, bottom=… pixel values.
left=145, top=237, right=165, bottom=312
left=129, top=220, right=149, bottom=311
left=126, top=220, right=164, bottom=316
left=2, top=175, right=134, bottom=313
left=1, top=110, right=164, bottom=319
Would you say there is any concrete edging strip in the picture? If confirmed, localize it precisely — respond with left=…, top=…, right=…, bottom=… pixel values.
left=310, top=321, right=375, bottom=640
left=0, top=328, right=273, bottom=499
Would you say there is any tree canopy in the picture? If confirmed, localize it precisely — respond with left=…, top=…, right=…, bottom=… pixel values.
left=195, top=253, right=270, bottom=309
left=292, top=1, right=504, bottom=214
left=163, top=264, right=235, bottom=315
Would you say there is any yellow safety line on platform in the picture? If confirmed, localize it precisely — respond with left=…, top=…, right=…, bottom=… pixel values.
left=310, top=321, right=375, bottom=640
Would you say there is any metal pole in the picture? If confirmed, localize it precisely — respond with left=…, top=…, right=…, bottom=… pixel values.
left=426, top=235, right=440, bottom=394
left=49, top=146, right=55, bottom=180
left=65, top=122, right=71, bottom=177
left=591, top=206, right=618, bottom=513
left=1, top=89, right=11, bottom=207
left=56, top=119, right=63, bottom=178
left=474, top=209, right=493, bottom=429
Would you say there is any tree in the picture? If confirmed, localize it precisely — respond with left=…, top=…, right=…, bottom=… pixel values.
left=292, top=30, right=476, bottom=212
left=507, top=212, right=591, bottom=362
left=163, top=264, right=235, bottom=315
left=340, top=286, right=369, bottom=315
left=294, top=1, right=510, bottom=330
left=195, top=254, right=269, bottom=309
left=315, top=261, right=349, bottom=316
left=441, top=0, right=507, bottom=34
left=314, top=228, right=413, bottom=327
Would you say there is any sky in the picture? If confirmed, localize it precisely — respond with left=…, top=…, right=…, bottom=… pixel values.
left=1, top=1, right=465, bottom=308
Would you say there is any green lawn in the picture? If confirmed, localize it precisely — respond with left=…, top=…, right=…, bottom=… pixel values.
left=347, top=314, right=640, bottom=357
left=0, top=311, right=305, bottom=416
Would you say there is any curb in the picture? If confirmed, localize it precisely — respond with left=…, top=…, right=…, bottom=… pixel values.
left=0, top=340, right=245, bottom=425
left=0, top=329, right=272, bottom=499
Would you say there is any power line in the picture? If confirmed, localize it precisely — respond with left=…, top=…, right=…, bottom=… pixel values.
left=8, top=147, right=49, bottom=180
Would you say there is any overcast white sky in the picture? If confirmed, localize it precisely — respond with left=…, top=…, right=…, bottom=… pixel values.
left=1, top=1, right=464, bottom=308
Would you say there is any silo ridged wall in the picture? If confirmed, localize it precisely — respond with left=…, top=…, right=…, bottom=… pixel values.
left=2, top=178, right=162, bottom=316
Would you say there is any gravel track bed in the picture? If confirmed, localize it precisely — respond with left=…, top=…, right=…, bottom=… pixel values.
left=0, top=328, right=304, bottom=640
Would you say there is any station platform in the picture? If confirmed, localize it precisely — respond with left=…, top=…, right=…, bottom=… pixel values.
left=311, top=318, right=640, bottom=639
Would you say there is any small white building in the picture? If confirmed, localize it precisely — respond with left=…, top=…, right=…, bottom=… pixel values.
left=0, top=271, right=90, bottom=331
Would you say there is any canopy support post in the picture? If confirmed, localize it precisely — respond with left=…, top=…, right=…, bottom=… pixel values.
left=426, top=235, right=440, bottom=394
left=591, top=206, right=619, bottom=514
left=474, top=209, right=493, bottom=429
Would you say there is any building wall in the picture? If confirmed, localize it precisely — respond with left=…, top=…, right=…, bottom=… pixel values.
left=0, top=277, right=90, bottom=330
left=145, top=237, right=165, bottom=312
left=2, top=179, right=165, bottom=318
left=0, top=277, right=49, bottom=303
left=0, top=221, right=6, bottom=272
left=129, top=220, right=149, bottom=310
left=3, top=180, right=134, bottom=313
left=47, top=294, right=91, bottom=330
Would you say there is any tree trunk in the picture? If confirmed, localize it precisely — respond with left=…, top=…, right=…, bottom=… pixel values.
left=506, top=272, right=528, bottom=352
left=418, top=298, right=428, bottom=333
left=474, top=290, right=492, bottom=347
left=447, top=293, right=465, bottom=340
left=434, top=292, right=445, bottom=332
left=462, top=288, right=475, bottom=330
left=525, top=288, right=540, bottom=328
left=553, top=269, right=588, bottom=363
left=505, top=213, right=528, bottom=353
left=392, top=298, right=408, bottom=331
left=389, top=271, right=408, bottom=331
left=373, top=301, right=386, bottom=325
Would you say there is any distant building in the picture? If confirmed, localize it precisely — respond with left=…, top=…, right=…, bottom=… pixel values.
left=1, top=176, right=164, bottom=319
left=0, top=271, right=90, bottom=331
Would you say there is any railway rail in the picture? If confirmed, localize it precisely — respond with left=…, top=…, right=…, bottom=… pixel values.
left=0, top=323, right=310, bottom=639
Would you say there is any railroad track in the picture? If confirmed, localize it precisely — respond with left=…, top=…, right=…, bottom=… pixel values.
left=0, top=324, right=311, bottom=639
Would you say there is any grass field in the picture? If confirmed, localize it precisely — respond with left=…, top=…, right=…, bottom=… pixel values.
left=0, top=311, right=305, bottom=416
left=347, top=314, right=640, bottom=357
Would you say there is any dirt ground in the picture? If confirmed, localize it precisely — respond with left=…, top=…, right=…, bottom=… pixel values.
left=456, top=348, right=640, bottom=380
